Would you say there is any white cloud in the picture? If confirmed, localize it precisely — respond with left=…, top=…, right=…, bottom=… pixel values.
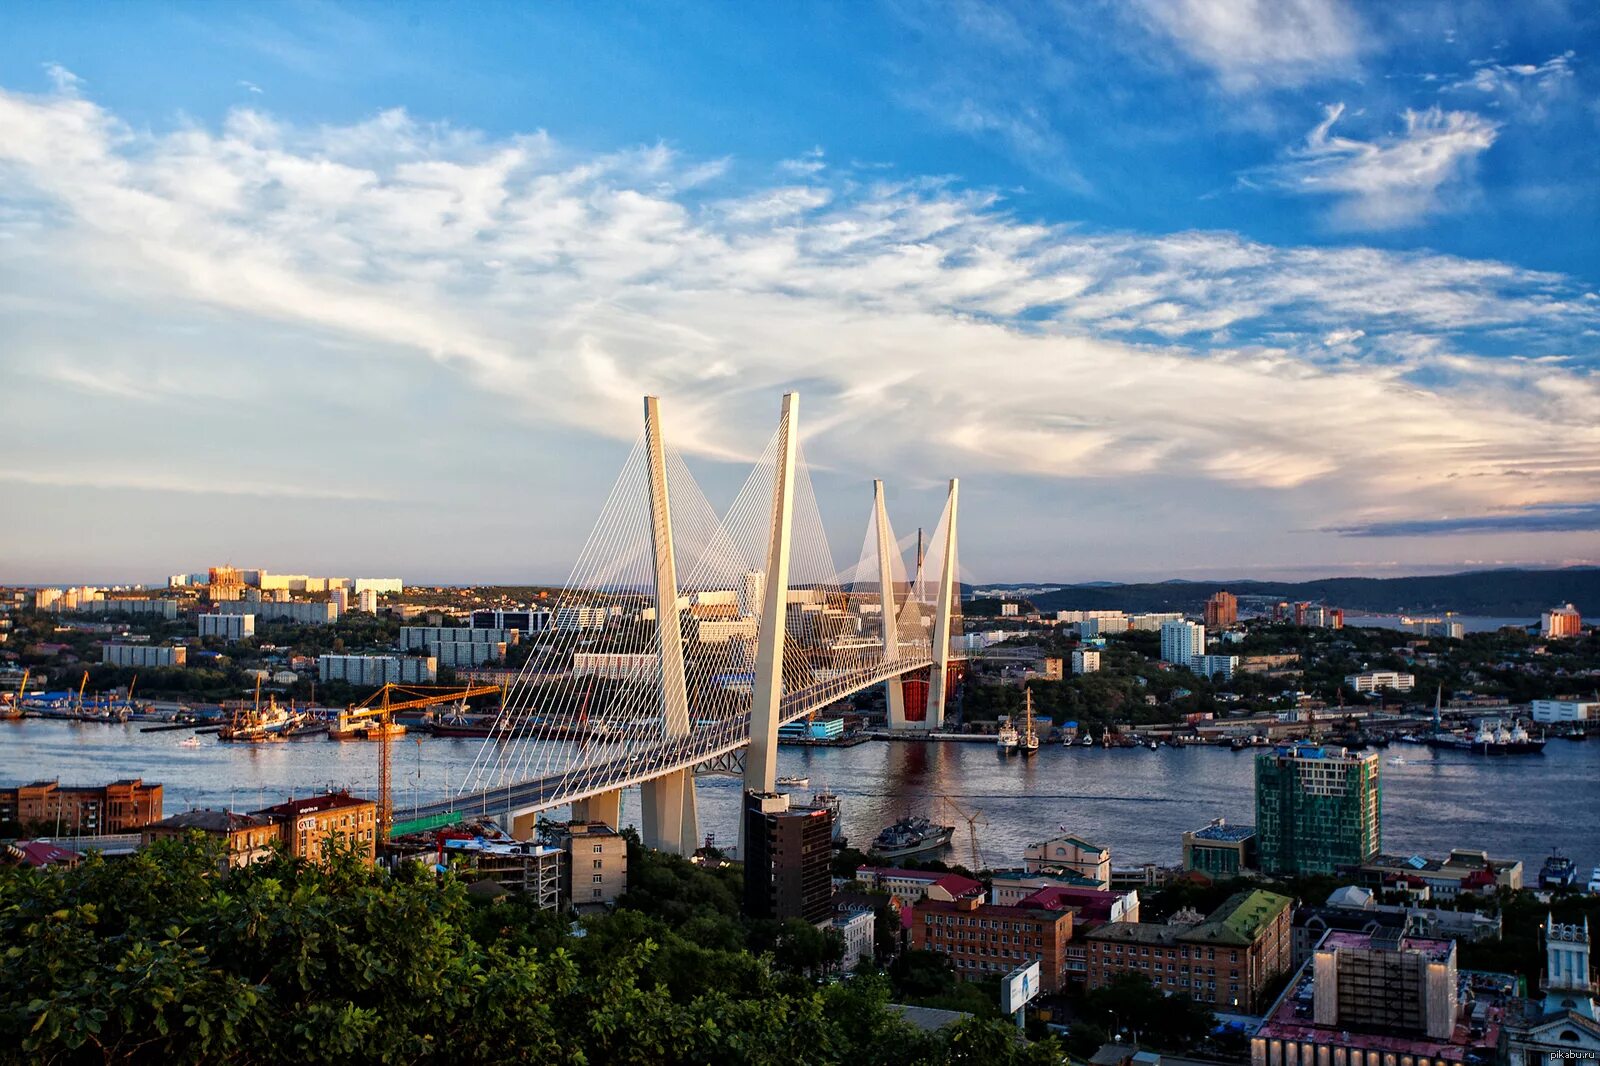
left=1252, top=103, right=1499, bottom=228
left=0, top=78, right=1596, bottom=535
left=1129, top=0, right=1366, bottom=91
left=1443, top=52, right=1576, bottom=120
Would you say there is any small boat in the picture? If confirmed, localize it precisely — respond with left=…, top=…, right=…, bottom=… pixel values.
left=870, top=816, right=954, bottom=859
left=1078, top=732, right=1095, bottom=746
left=1147, top=740, right=1158, bottom=750
left=776, top=774, right=810, bottom=789
left=1588, top=867, right=1600, bottom=895
left=1540, top=851, right=1579, bottom=891
left=179, top=735, right=202, bottom=748
left=1387, top=756, right=1405, bottom=766
left=997, top=716, right=1020, bottom=755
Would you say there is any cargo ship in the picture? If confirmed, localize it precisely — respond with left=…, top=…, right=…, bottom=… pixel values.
left=869, top=815, right=954, bottom=859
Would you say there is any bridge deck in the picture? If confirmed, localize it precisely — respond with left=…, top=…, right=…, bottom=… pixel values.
left=407, top=656, right=946, bottom=823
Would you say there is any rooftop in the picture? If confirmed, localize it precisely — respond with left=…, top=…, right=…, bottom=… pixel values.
left=1190, top=820, right=1256, bottom=843
left=251, top=790, right=374, bottom=819
left=1319, top=929, right=1457, bottom=963
left=148, top=809, right=269, bottom=833
left=444, top=837, right=560, bottom=858
left=1255, top=958, right=1511, bottom=1062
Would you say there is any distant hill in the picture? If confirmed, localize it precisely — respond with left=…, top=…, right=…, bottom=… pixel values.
left=1012, top=567, right=1599, bottom=617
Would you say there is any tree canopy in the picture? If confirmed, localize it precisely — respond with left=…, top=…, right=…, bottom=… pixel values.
left=0, top=837, right=1067, bottom=1064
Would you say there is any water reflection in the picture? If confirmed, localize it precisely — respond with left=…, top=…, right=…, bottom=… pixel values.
left=2, top=720, right=1592, bottom=871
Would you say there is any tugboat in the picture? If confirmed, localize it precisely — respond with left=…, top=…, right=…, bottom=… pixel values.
left=996, top=715, right=1020, bottom=756
left=1019, top=690, right=1040, bottom=757
left=870, top=815, right=954, bottom=860
left=1539, top=851, right=1579, bottom=891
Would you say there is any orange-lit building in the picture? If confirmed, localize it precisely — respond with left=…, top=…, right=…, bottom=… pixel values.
left=1542, top=604, right=1582, bottom=639
left=141, top=809, right=279, bottom=867
left=1204, top=591, right=1238, bottom=629
left=207, top=566, right=245, bottom=602
left=0, top=778, right=163, bottom=834
left=251, top=791, right=377, bottom=863
left=913, top=896, right=1074, bottom=992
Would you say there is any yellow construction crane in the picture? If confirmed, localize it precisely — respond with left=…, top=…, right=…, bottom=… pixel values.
left=344, top=683, right=503, bottom=842
left=939, top=793, right=989, bottom=873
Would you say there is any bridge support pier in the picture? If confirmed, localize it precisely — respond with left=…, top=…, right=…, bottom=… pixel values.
left=571, top=789, right=621, bottom=829
left=640, top=770, right=696, bottom=854
left=924, top=478, right=959, bottom=730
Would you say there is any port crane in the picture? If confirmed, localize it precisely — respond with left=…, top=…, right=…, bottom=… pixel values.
left=939, top=793, right=989, bottom=873
left=343, top=682, right=503, bottom=841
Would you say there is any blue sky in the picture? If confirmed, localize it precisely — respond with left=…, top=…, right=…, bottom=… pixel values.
left=1, top=1, right=1597, bottom=585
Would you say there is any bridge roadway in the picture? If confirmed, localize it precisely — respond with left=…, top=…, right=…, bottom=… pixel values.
left=407, top=655, right=942, bottom=823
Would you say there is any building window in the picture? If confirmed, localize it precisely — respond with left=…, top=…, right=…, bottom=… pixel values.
left=592, top=844, right=602, bottom=853
left=593, top=860, right=602, bottom=869
left=592, top=874, right=603, bottom=883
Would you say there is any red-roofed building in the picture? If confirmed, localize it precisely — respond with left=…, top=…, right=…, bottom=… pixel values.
left=913, top=895, right=1074, bottom=992
left=251, top=791, right=377, bottom=863
left=856, top=866, right=984, bottom=904
left=4, top=840, right=79, bottom=868
left=1016, top=885, right=1139, bottom=924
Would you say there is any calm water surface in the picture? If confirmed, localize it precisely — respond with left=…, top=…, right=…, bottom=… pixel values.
left=4, top=720, right=1595, bottom=872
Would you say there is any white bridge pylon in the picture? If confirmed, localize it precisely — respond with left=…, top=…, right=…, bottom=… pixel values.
left=446, top=392, right=963, bottom=855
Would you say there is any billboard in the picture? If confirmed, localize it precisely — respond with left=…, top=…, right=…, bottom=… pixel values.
left=1001, top=961, right=1041, bottom=1014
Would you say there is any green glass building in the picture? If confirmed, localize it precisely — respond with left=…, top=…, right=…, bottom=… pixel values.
left=1255, top=744, right=1381, bottom=876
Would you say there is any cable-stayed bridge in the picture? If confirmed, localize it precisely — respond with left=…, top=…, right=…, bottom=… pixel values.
left=410, top=393, right=963, bottom=854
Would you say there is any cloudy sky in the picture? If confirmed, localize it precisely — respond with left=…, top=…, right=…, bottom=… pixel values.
left=1, top=1, right=1597, bottom=585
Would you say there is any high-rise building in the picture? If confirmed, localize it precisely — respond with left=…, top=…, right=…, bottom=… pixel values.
left=1255, top=744, right=1381, bottom=876
left=743, top=791, right=833, bottom=923
left=356, top=588, right=379, bottom=613
left=739, top=570, right=766, bottom=619
left=102, top=644, right=186, bottom=668
left=1204, top=591, right=1238, bottom=629
left=207, top=566, right=245, bottom=602
left=1160, top=620, right=1206, bottom=666
left=199, top=613, right=255, bottom=641
left=1542, top=604, right=1583, bottom=639
left=1070, top=648, right=1101, bottom=675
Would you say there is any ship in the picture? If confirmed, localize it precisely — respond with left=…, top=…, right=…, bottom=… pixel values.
left=996, top=716, right=1020, bottom=756
left=869, top=815, right=955, bottom=859
left=811, top=791, right=844, bottom=843
left=1539, top=851, right=1579, bottom=891
left=218, top=697, right=294, bottom=743
left=1019, top=690, right=1040, bottom=757
left=1468, top=718, right=1546, bottom=755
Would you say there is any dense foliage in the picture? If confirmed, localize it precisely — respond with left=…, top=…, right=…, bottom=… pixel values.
left=0, top=837, right=1067, bottom=1064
